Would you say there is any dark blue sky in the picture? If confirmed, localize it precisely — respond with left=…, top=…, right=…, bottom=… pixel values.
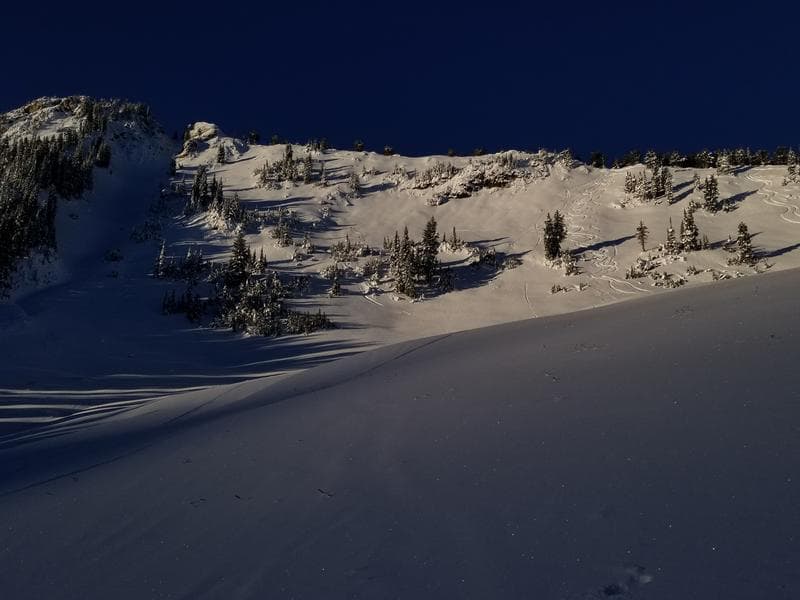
left=3, top=1, right=798, bottom=158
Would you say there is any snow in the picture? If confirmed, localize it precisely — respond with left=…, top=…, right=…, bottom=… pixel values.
left=1, top=103, right=799, bottom=597
left=2, top=112, right=800, bottom=434
left=1, top=267, right=798, bottom=599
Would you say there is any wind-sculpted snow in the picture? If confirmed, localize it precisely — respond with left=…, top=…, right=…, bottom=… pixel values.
left=1, top=268, right=798, bottom=599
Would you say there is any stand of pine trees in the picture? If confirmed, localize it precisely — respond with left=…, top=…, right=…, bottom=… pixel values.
left=623, top=153, right=673, bottom=202
left=679, top=209, right=701, bottom=251
left=0, top=100, right=124, bottom=293
left=183, top=166, right=251, bottom=228
left=635, top=221, right=649, bottom=251
left=612, top=146, right=798, bottom=169
left=158, top=231, right=332, bottom=336
left=385, top=216, right=447, bottom=298
left=253, top=144, right=316, bottom=187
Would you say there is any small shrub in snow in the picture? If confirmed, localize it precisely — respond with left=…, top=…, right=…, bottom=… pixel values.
left=650, top=271, right=685, bottom=288
left=270, top=221, right=293, bottom=247
left=501, top=255, right=523, bottom=270
left=330, top=234, right=372, bottom=262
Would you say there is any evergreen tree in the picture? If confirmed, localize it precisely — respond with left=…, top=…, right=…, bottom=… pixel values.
left=735, top=222, right=755, bottom=264
left=328, top=265, right=341, bottom=297
left=229, top=231, right=250, bottom=285
left=635, top=220, right=649, bottom=251
left=784, top=149, right=798, bottom=185
left=349, top=170, right=361, bottom=196
left=644, top=150, right=662, bottom=174
left=354, top=140, right=365, bottom=152
left=716, top=152, right=732, bottom=175
left=420, top=216, right=440, bottom=284
left=561, top=248, right=579, bottom=275
left=216, top=144, right=226, bottom=164
left=680, top=208, right=700, bottom=251
left=665, top=218, right=680, bottom=255
left=624, top=171, right=637, bottom=195
left=450, top=226, right=462, bottom=250
left=661, top=167, right=673, bottom=202
left=703, top=174, right=720, bottom=212
left=395, top=226, right=417, bottom=297
left=544, top=210, right=567, bottom=260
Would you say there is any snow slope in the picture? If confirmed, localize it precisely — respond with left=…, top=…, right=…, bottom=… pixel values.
left=3, top=110, right=800, bottom=434
left=175, top=131, right=800, bottom=343
left=1, top=267, right=797, bottom=599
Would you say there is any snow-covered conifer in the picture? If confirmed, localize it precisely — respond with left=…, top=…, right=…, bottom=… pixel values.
left=420, top=216, right=440, bottom=284
left=644, top=150, right=662, bottom=174
left=544, top=211, right=567, bottom=261
left=703, top=174, right=720, bottom=213
left=680, top=209, right=700, bottom=251
left=716, top=152, right=732, bottom=175
left=784, top=149, right=798, bottom=185
left=735, top=222, right=755, bottom=264
left=348, top=171, right=361, bottom=196
left=665, top=218, right=680, bottom=255
left=635, top=221, right=649, bottom=251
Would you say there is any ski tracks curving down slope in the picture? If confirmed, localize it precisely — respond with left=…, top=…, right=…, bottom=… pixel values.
left=746, top=170, right=800, bottom=224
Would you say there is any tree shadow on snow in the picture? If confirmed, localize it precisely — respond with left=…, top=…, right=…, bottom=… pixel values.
left=723, top=189, right=757, bottom=210
left=574, top=235, right=635, bottom=254
left=762, top=242, right=800, bottom=258
left=443, top=250, right=530, bottom=295
left=0, top=330, right=373, bottom=444
left=670, top=189, right=693, bottom=204
left=361, top=182, right=395, bottom=194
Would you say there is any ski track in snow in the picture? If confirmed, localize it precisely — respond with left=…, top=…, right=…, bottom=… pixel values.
left=590, top=274, right=650, bottom=294
left=746, top=171, right=800, bottom=224
left=362, top=294, right=383, bottom=307
left=565, top=173, right=641, bottom=296
left=523, top=282, right=538, bottom=317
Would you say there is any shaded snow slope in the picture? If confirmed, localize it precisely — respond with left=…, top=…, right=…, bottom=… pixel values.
left=1, top=267, right=798, bottom=600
